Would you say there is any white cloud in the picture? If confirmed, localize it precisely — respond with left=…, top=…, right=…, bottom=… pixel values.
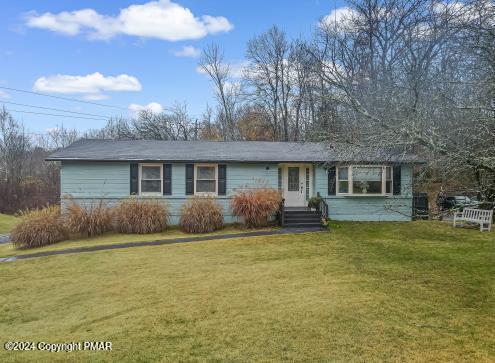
left=172, top=45, right=200, bottom=58
left=25, top=0, right=234, bottom=41
left=32, top=72, right=142, bottom=99
left=229, top=61, right=249, bottom=78
left=196, top=60, right=247, bottom=78
left=129, top=102, right=164, bottom=114
left=0, top=90, right=10, bottom=99
left=195, top=65, right=207, bottom=75
left=44, top=127, right=60, bottom=133
left=322, top=7, right=355, bottom=24
left=433, top=1, right=465, bottom=15
left=223, top=81, right=241, bottom=94
left=433, top=1, right=491, bottom=25
left=321, top=7, right=359, bottom=32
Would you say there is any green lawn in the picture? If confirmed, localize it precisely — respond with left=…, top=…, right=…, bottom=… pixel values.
left=0, top=221, right=493, bottom=362
left=0, top=213, right=18, bottom=234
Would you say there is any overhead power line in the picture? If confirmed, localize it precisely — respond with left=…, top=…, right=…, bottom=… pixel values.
left=1, top=100, right=113, bottom=119
left=7, top=109, right=111, bottom=121
left=0, top=86, right=130, bottom=111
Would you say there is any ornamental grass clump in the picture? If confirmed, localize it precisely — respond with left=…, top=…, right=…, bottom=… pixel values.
left=115, top=198, right=169, bottom=234
left=11, top=205, right=68, bottom=249
left=66, top=200, right=113, bottom=237
left=231, top=187, right=282, bottom=228
left=180, top=197, right=224, bottom=233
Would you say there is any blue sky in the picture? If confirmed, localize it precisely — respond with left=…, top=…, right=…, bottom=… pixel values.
left=0, top=0, right=344, bottom=133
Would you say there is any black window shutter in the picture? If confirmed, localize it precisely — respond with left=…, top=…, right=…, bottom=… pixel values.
left=185, top=164, right=194, bottom=195
left=328, top=166, right=336, bottom=195
left=393, top=165, right=402, bottom=195
left=218, top=164, right=227, bottom=195
left=163, top=164, right=172, bottom=195
left=130, top=163, right=139, bottom=195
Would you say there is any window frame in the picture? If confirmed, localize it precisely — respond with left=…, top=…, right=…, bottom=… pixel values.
left=305, top=167, right=310, bottom=201
left=385, top=166, right=392, bottom=194
left=336, top=165, right=393, bottom=196
left=336, top=166, right=350, bottom=194
left=194, top=163, right=218, bottom=196
left=287, top=166, right=300, bottom=192
left=139, top=163, right=163, bottom=196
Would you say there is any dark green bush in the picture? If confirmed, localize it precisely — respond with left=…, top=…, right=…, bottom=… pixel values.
left=308, top=196, right=322, bottom=209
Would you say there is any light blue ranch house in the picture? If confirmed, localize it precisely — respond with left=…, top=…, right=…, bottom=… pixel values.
left=47, top=139, right=422, bottom=226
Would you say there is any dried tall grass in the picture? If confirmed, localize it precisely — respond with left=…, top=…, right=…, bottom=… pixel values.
left=180, top=197, right=224, bottom=233
left=11, top=205, right=68, bottom=249
left=115, top=198, right=169, bottom=234
left=231, top=188, right=282, bottom=228
left=66, top=200, right=113, bottom=237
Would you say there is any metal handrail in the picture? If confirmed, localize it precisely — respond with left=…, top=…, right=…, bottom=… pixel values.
left=278, top=198, right=285, bottom=226
left=317, top=192, right=328, bottom=219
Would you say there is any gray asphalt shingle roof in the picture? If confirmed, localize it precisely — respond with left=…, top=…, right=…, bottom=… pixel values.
left=46, top=139, right=422, bottom=163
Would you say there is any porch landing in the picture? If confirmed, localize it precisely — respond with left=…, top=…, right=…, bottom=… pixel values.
left=284, top=207, right=312, bottom=211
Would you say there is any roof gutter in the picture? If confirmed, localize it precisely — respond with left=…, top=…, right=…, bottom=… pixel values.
left=45, top=157, right=426, bottom=164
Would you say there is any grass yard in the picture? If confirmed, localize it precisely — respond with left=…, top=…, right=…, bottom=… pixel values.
left=0, top=221, right=494, bottom=362
left=0, top=213, right=18, bottom=234
left=0, top=225, right=277, bottom=258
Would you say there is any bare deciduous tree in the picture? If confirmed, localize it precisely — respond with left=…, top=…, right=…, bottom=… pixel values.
left=199, top=43, right=239, bottom=140
left=245, top=26, right=292, bottom=141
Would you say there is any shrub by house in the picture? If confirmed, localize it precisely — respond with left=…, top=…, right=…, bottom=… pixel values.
left=231, top=187, right=282, bottom=228
left=11, top=205, right=68, bottom=249
left=66, top=199, right=113, bottom=237
left=115, top=198, right=169, bottom=234
left=180, top=197, right=224, bottom=233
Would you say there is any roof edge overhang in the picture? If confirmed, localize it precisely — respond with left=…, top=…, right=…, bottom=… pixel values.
left=45, top=157, right=425, bottom=164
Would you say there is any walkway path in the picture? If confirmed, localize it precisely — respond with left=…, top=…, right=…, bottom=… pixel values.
left=0, top=227, right=323, bottom=263
left=0, top=234, right=10, bottom=244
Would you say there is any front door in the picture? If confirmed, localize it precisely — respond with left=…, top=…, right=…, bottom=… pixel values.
left=284, top=165, right=306, bottom=207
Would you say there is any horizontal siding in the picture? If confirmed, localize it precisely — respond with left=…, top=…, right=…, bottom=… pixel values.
left=325, top=197, right=412, bottom=221
left=61, top=162, right=129, bottom=198
left=171, top=163, right=186, bottom=196
left=62, top=161, right=279, bottom=199
left=226, top=163, right=278, bottom=194
left=315, top=165, right=327, bottom=196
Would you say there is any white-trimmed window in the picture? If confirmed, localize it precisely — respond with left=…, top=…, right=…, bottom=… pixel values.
left=353, top=166, right=383, bottom=194
left=336, top=165, right=392, bottom=195
left=337, top=166, right=349, bottom=193
left=195, top=164, right=217, bottom=195
left=139, top=164, right=162, bottom=195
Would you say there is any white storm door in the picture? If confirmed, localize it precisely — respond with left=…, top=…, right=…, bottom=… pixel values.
left=284, top=166, right=305, bottom=207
